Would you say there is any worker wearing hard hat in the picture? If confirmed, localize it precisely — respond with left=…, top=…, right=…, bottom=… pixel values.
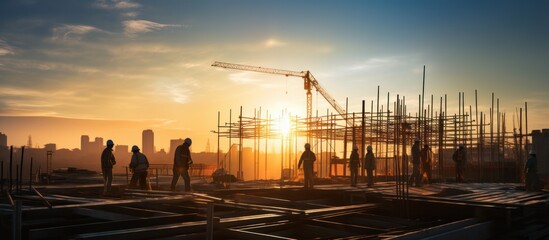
left=525, top=150, right=539, bottom=191
left=421, top=144, right=433, bottom=184
left=349, top=145, right=360, bottom=187
left=101, top=139, right=116, bottom=194
left=409, top=138, right=422, bottom=187
left=452, top=144, right=467, bottom=183
left=129, top=145, right=150, bottom=190
left=171, top=138, right=193, bottom=192
left=298, top=143, right=316, bottom=189
left=364, top=145, right=376, bottom=187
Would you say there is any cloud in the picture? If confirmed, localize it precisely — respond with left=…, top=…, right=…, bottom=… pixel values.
left=0, top=40, right=15, bottom=56
left=122, top=11, right=139, bottom=17
left=123, top=20, right=183, bottom=37
left=229, top=72, right=263, bottom=84
left=349, top=57, right=401, bottom=71
left=52, top=24, right=102, bottom=41
left=94, top=0, right=140, bottom=10
left=154, top=81, right=194, bottom=104
left=264, top=38, right=287, bottom=48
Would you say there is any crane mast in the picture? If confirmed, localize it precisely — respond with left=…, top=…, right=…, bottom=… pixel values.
left=212, top=61, right=353, bottom=127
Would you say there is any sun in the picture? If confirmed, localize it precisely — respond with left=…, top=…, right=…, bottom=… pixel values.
left=279, top=116, right=291, bottom=136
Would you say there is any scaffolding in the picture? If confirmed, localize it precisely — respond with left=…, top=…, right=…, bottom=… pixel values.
left=213, top=90, right=530, bottom=185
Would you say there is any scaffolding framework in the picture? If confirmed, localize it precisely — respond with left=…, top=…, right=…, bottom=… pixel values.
left=214, top=90, right=530, bottom=184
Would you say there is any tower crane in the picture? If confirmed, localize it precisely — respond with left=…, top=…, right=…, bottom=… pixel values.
left=211, top=61, right=353, bottom=127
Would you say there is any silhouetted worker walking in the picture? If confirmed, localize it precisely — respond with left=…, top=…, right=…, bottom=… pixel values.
left=101, top=139, right=116, bottom=194
left=421, top=144, right=433, bottom=184
left=525, top=150, right=539, bottom=191
left=129, top=145, right=149, bottom=190
left=365, top=145, right=376, bottom=187
left=409, top=138, right=422, bottom=187
left=349, top=146, right=360, bottom=187
left=171, top=138, right=193, bottom=192
left=298, top=143, right=316, bottom=189
left=452, top=144, right=466, bottom=183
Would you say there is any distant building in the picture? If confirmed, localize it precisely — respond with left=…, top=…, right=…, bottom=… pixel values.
left=81, top=135, right=103, bottom=154
left=0, top=132, right=7, bottom=147
left=115, top=145, right=129, bottom=154
left=142, top=129, right=154, bottom=156
left=170, top=138, right=184, bottom=156
left=95, top=137, right=104, bottom=148
left=81, top=135, right=89, bottom=151
left=44, top=143, right=56, bottom=152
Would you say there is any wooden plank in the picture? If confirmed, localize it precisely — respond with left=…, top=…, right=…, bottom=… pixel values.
left=28, top=214, right=199, bottom=240
left=387, top=218, right=486, bottom=240
left=217, top=201, right=305, bottom=215
left=23, top=195, right=193, bottom=211
left=498, top=192, right=548, bottom=204
left=425, top=221, right=495, bottom=240
left=224, top=228, right=295, bottom=240
left=75, top=213, right=289, bottom=240
left=447, top=191, right=500, bottom=201
left=31, top=187, right=52, bottom=208
left=73, top=207, right=139, bottom=221
left=471, top=192, right=513, bottom=202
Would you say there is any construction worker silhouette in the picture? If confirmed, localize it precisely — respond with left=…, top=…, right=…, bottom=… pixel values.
left=349, top=146, right=360, bottom=187
left=101, top=139, right=116, bottom=194
left=452, top=144, right=466, bottom=183
left=409, top=138, right=422, bottom=187
left=421, top=144, right=433, bottom=184
left=298, top=143, right=316, bottom=189
left=171, top=138, right=193, bottom=192
left=129, top=145, right=149, bottom=190
left=525, top=150, right=539, bottom=191
left=365, top=145, right=376, bottom=187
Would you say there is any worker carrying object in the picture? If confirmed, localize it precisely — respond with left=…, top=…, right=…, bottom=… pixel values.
left=101, top=139, right=116, bottom=194
left=349, top=145, right=360, bottom=187
left=129, top=145, right=150, bottom=190
left=171, top=138, right=193, bottom=192
left=408, top=138, right=422, bottom=187
left=298, top=143, right=316, bottom=189
left=421, top=144, right=433, bottom=184
left=364, top=145, right=376, bottom=187
left=525, top=150, right=539, bottom=191
left=452, top=144, right=466, bottom=183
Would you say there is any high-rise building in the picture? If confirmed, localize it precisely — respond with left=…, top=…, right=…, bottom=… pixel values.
left=142, top=129, right=154, bottom=156
left=170, top=138, right=184, bottom=156
left=81, top=135, right=89, bottom=151
left=115, top=145, right=129, bottom=153
left=95, top=137, right=103, bottom=148
left=0, top=132, right=7, bottom=147
left=44, top=143, right=56, bottom=152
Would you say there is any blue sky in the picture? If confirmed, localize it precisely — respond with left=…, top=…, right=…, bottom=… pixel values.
left=0, top=0, right=548, bottom=151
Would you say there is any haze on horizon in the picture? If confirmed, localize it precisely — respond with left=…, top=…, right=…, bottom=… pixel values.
left=1, top=0, right=548, bottom=152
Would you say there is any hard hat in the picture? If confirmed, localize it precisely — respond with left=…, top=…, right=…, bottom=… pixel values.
left=304, top=143, right=311, bottom=149
left=131, top=145, right=140, bottom=152
left=367, top=145, right=372, bottom=151
left=106, top=139, right=114, bottom=146
left=353, top=145, right=358, bottom=150
left=529, top=150, right=536, bottom=155
left=414, top=138, right=420, bottom=142
left=184, top=138, right=192, bottom=146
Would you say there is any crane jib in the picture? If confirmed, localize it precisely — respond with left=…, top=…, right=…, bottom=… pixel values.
left=211, top=61, right=354, bottom=127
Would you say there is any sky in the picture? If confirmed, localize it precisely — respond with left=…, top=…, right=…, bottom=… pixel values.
left=0, top=0, right=548, bottom=152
